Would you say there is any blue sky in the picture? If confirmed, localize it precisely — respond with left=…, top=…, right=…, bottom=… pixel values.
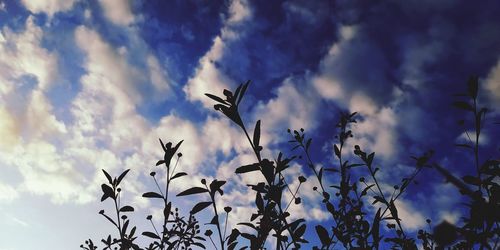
left=0, top=0, right=499, bottom=249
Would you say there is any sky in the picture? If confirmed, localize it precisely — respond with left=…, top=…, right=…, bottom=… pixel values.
left=0, top=0, right=499, bottom=249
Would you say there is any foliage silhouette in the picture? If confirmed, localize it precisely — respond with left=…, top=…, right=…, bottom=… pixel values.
left=82, top=77, right=499, bottom=249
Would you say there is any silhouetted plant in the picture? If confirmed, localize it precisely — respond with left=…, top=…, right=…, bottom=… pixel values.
left=425, top=76, right=500, bottom=249
left=80, top=168, right=140, bottom=250
left=288, top=111, right=424, bottom=249
left=82, top=77, right=498, bottom=250
left=140, top=139, right=206, bottom=250
left=206, top=81, right=308, bottom=249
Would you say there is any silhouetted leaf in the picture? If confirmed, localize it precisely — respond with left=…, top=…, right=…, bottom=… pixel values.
left=209, top=215, right=219, bottom=224
left=324, top=167, right=339, bottom=172
left=102, top=169, right=113, bottom=185
left=100, top=212, right=117, bottom=227
left=462, top=175, right=481, bottom=186
left=372, top=195, right=386, bottom=205
left=164, top=202, right=171, bottom=219
left=101, top=184, right=114, bottom=201
left=228, top=242, right=237, bottom=250
left=116, top=169, right=130, bottom=186
left=452, top=101, right=473, bottom=111
left=156, top=160, right=165, bottom=166
left=235, top=163, right=260, bottom=174
left=253, top=120, right=261, bottom=149
left=261, top=159, right=275, bottom=184
left=170, top=172, right=187, bottom=180
left=372, top=208, right=381, bottom=246
left=205, top=93, right=227, bottom=104
left=455, top=143, right=472, bottom=149
left=361, top=184, right=375, bottom=196
left=347, top=163, right=364, bottom=168
left=366, top=152, right=375, bottom=166
left=388, top=200, right=399, bottom=222
left=250, top=213, right=259, bottom=221
left=433, top=221, right=457, bottom=247
left=191, top=201, right=212, bottom=214
left=293, top=224, right=306, bottom=239
left=130, top=226, right=136, bottom=238
left=177, top=187, right=208, bottom=196
left=334, top=144, right=340, bottom=158
left=315, top=225, right=330, bottom=246
left=227, top=228, right=240, bottom=243
left=172, top=140, right=183, bottom=155
left=237, top=80, right=250, bottom=105
left=467, top=76, right=478, bottom=99
left=120, top=205, right=134, bottom=212
left=285, top=219, right=306, bottom=232
left=142, top=231, right=161, bottom=240
left=305, top=138, right=312, bottom=151
left=142, top=192, right=163, bottom=199
left=159, top=138, right=167, bottom=152
left=209, top=180, right=226, bottom=196
left=121, top=220, right=129, bottom=236
left=255, top=192, right=264, bottom=211
left=191, top=242, right=206, bottom=249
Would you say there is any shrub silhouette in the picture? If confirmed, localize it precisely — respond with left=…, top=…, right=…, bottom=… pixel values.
left=82, top=77, right=499, bottom=250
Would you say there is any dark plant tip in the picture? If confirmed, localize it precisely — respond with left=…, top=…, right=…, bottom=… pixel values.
left=177, top=152, right=182, bottom=157
left=204, top=229, right=213, bottom=236
left=313, top=186, right=317, bottom=191
left=359, top=177, right=365, bottom=182
left=146, top=215, right=152, bottom=220
left=224, top=206, right=232, bottom=213
left=121, top=215, right=127, bottom=220
left=394, top=185, right=399, bottom=190
left=117, top=188, right=121, bottom=192
left=201, top=178, right=206, bottom=184
left=99, top=210, right=104, bottom=214
left=298, top=175, right=306, bottom=183
left=426, top=219, right=431, bottom=224
left=150, top=171, right=156, bottom=177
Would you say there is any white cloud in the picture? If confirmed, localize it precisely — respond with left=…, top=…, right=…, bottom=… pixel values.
left=455, top=130, right=489, bottom=146
left=26, top=89, right=67, bottom=139
left=485, top=58, right=500, bottom=107
left=0, top=106, right=20, bottom=151
left=227, top=0, right=251, bottom=25
left=184, top=36, right=233, bottom=108
left=312, top=75, right=344, bottom=100
left=83, top=8, right=91, bottom=20
left=184, top=0, right=253, bottom=108
left=394, top=198, right=426, bottom=231
left=99, top=0, right=135, bottom=26
left=20, top=0, right=77, bottom=17
left=254, top=78, right=320, bottom=145
left=0, top=2, right=5, bottom=12
left=147, top=54, right=172, bottom=98
left=347, top=101, right=398, bottom=159
left=0, top=182, right=18, bottom=203
left=0, top=16, right=58, bottom=91
left=75, top=26, right=142, bottom=107
left=0, top=139, right=93, bottom=204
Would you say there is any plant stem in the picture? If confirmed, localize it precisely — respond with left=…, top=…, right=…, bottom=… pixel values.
left=211, top=201, right=225, bottom=250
